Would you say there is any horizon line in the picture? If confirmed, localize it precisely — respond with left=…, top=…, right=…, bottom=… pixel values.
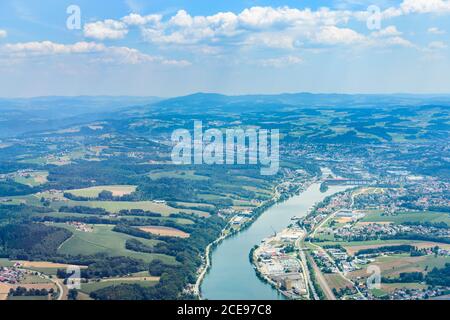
left=2, top=91, right=450, bottom=100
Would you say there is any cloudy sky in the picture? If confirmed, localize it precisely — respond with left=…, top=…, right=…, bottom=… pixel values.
left=0, top=0, right=449, bottom=97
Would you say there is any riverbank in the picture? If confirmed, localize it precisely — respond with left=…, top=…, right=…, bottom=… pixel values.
left=194, top=178, right=314, bottom=299
left=200, top=182, right=349, bottom=300
left=251, top=227, right=309, bottom=300
left=193, top=231, right=227, bottom=298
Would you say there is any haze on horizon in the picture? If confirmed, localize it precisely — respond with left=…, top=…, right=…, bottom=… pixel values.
left=0, top=0, right=449, bottom=97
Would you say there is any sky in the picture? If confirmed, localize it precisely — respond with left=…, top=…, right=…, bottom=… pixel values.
left=0, top=0, right=449, bottom=97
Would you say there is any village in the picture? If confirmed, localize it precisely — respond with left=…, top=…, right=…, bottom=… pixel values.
left=253, top=227, right=309, bottom=299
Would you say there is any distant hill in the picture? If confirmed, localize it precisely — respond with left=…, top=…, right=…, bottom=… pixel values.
left=0, top=96, right=160, bottom=138
left=149, top=92, right=450, bottom=114
left=1, top=93, right=449, bottom=138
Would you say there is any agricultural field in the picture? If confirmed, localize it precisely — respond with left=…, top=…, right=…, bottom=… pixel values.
left=323, top=273, right=353, bottom=291
left=348, top=254, right=450, bottom=280
left=0, top=283, right=10, bottom=300
left=360, top=211, right=450, bottom=225
left=0, top=267, right=58, bottom=300
left=343, top=241, right=450, bottom=256
left=16, top=261, right=88, bottom=276
left=66, top=185, right=137, bottom=197
left=13, top=171, right=49, bottom=187
left=374, top=283, right=427, bottom=297
left=67, top=200, right=210, bottom=217
left=80, top=275, right=159, bottom=294
left=0, top=191, right=210, bottom=217
left=138, top=226, right=190, bottom=238
left=56, top=224, right=177, bottom=264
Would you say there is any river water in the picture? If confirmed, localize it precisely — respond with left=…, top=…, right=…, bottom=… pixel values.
left=201, top=183, right=349, bottom=300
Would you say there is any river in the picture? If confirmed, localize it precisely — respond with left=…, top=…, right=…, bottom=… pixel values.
left=201, top=183, right=349, bottom=300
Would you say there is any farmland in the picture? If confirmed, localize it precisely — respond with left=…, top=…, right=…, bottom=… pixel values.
left=66, top=185, right=137, bottom=197
left=138, top=226, right=190, bottom=238
left=57, top=224, right=177, bottom=264
left=361, top=211, right=450, bottom=225
left=348, top=254, right=450, bottom=280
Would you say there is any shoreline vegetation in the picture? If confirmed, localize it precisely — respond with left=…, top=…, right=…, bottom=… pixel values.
left=195, top=178, right=317, bottom=300
left=249, top=184, right=351, bottom=301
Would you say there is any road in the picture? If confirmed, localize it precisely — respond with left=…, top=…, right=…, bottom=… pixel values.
left=298, top=247, right=318, bottom=300
left=18, top=268, right=66, bottom=300
left=307, top=190, right=366, bottom=299
left=295, top=232, right=318, bottom=300
left=306, top=252, right=336, bottom=300
left=52, top=278, right=66, bottom=300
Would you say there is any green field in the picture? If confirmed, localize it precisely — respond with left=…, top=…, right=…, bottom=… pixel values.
left=361, top=211, right=450, bottom=225
left=349, top=253, right=450, bottom=280
left=66, top=185, right=137, bottom=198
left=13, top=171, right=49, bottom=187
left=57, top=224, right=177, bottom=264
left=317, top=239, right=415, bottom=248
left=64, top=200, right=209, bottom=217
left=0, top=258, right=15, bottom=267
left=375, top=254, right=450, bottom=277
left=80, top=278, right=158, bottom=294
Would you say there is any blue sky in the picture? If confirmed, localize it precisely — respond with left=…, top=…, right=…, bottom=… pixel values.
left=0, top=0, right=449, bottom=97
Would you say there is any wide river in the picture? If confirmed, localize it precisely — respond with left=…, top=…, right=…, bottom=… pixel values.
left=201, top=183, right=349, bottom=300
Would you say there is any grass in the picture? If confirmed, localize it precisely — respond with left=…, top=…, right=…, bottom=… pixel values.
left=57, top=224, right=177, bottom=264
left=318, top=239, right=414, bottom=248
left=80, top=278, right=158, bottom=294
left=370, top=288, right=388, bottom=298
left=175, top=201, right=215, bottom=209
left=0, top=259, right=15, bottom=267
left=13, top=171, right=49, bottom=187
left=64, top=200, right=209, bottom=217
left=323, top=273, right=352, bottom=290
left=349, top=254, right=450, bottom=280
left=361, top=211, right=450, bottom=225
left=24, top=268, right=61, bottom=276
left=66, top=185, right=137, bottom=198
left=380, top=283, right=427, bottom=293
left=27, top=211, right=195, bottom=225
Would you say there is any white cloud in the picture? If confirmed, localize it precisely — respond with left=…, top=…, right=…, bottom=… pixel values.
left=3, top=41, right=105, bottom=56
left=95, top=46, right=190, bottom=66
left=371, top=26, right=402, bottom=37
left=314, top=26, right=366, bottom=45
left=382, top=36, right=414, bottom=47
left=140, top=7, right=363, bottom=48
left=143, top=10, right=240, bottom=45
left=238, top=6, right=352, bottom=29
left=0, top=41, right=190, bottom=66
left=0, top=30, right=7, bottom=38
left=258, top=55, right=303, bottom=67
left=428, top=41, right=448, bottom=49
left=400, top=0, right=450, bottom=14
left=121, top=13, right=162, bottom=26
left=244, top=33, right=298, bottom=49
left=84, top=19, right=129, bottom=40
left=79, top=2, right=450, bottom=53
left=428, top=27, right=446, bottom=34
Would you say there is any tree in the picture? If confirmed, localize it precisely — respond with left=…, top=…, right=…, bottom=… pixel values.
left=98, top=190, right=114, bottom=200
left=68, top=289, right=78, bottom=300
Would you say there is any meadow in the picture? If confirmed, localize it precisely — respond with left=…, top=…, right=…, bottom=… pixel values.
left=56, top=224, right=177, bottom=264
left=80, top=277, right=159, bottom=294
left=361, top=211, right=450, bottom=225
left=66, top=185, right=137, bottom=197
